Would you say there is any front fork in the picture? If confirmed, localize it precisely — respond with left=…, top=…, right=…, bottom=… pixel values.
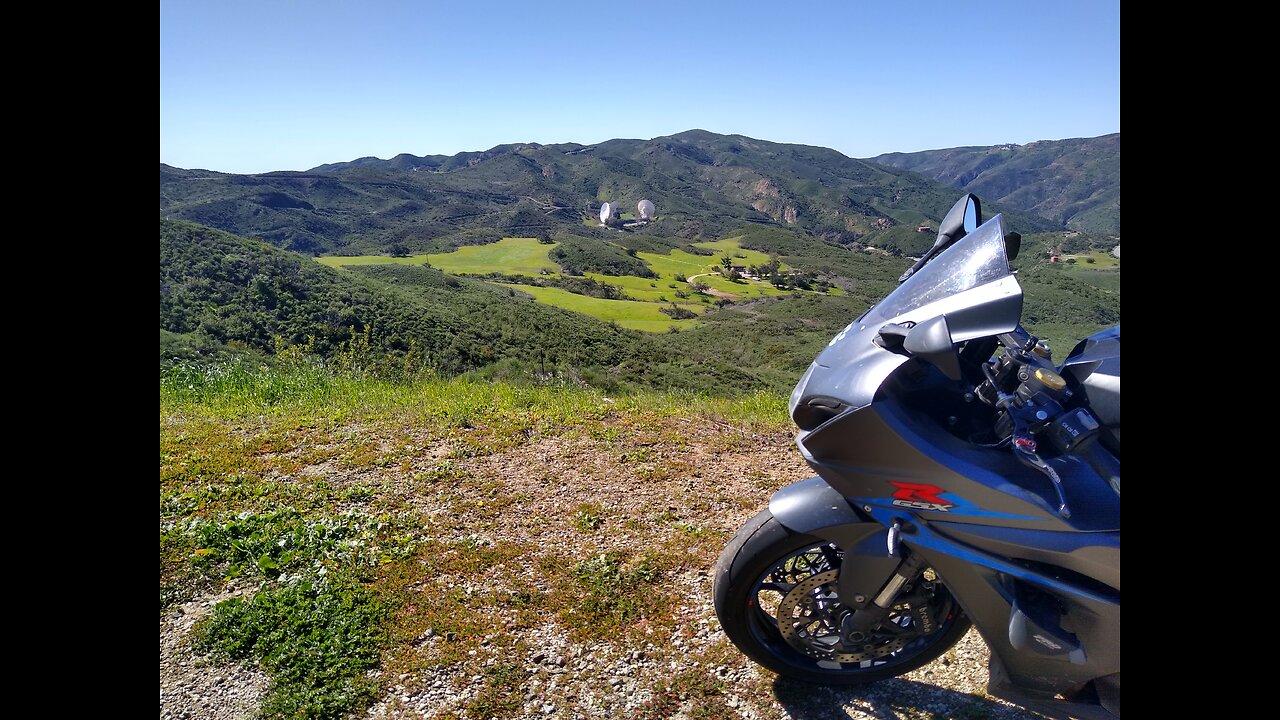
left=842, top=548, right=927, bottom=633
left=767, top=477, right=930, bottom=631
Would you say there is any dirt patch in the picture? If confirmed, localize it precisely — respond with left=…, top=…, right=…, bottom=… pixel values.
left=162, top=413, right=1038, bottom=719
left=160, top=586, right=268, bottom=720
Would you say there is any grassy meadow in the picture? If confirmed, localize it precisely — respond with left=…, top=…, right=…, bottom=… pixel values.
left=506, top=285, right=707, bottom=332
left=317, top=237, right=562, bottom=276
left=317, top=236, right=836, bottom=332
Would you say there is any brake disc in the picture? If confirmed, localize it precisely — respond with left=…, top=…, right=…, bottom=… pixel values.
left=776, top=570, right=918, bottom=663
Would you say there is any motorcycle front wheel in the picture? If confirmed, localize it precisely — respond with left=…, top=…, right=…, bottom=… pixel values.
left=713, top=509, right=969, bottom=684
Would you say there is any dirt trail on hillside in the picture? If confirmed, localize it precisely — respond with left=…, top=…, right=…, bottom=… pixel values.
left=161, top=415, right=1038, bottom=720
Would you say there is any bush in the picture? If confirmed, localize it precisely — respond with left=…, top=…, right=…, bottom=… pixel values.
left=660, top=304, right=697, bottom=320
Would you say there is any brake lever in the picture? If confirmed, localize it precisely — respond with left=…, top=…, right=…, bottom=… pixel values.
left=1012, top=434, right=1071, bottom=518
left=984, top=361, right=1072, bottom=518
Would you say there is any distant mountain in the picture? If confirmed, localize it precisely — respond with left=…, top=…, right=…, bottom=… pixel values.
left=160, top=130, right=1056, bottom=256
left=871, top=134, right=1119, bottom=237
left=160, top=131, right=1121, bottom=391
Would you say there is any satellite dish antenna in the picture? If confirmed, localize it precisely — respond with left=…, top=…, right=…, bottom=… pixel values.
left=637, top=199, right=655, bottom=221
left=599, top=202, right=615, bottom=224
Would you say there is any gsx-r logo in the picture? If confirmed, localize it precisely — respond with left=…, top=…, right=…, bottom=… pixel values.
left=885, top=481, right=1035, bottom=520
left=890, top=481, right=955, bottom=512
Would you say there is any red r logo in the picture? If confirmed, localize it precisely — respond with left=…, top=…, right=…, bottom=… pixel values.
left=890, top=481, right=950, bottom=508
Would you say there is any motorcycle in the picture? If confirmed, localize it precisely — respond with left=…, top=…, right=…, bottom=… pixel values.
left=713, top=194, right=1120, bottom=718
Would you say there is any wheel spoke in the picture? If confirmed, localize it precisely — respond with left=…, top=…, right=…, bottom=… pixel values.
left=749, top=551, right=959, bottom=670
left=758, top=581, right=795, bottom=595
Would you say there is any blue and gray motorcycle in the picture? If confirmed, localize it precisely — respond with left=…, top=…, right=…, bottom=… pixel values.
left=713, top=194, right=1120, bottom=718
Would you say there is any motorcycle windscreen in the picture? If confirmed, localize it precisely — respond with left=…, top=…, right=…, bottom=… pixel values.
left=868, top=214, right=1015, bottom=325
left=798, top=214, right=1023, bottom=419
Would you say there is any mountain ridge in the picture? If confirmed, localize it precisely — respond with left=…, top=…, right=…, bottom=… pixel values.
left=872, top=133, right=1119, bottom=236
left=160, top=130, right=1067, bottom=257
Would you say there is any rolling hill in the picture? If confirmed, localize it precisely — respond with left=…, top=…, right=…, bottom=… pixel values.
left=160, top=130, right=1058, bottom=257
left=871, top=133, right=1120, bottom=237
left=160, top=130, right=1118, bottom=393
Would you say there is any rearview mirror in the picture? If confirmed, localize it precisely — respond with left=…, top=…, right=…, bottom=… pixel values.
left=899, top=194, right=984, bottom=283
left=936, top=194, right=982, bottom=248
left=963, top=196, right=980, bottom=233
left=904, top=315, right=961, bottom=380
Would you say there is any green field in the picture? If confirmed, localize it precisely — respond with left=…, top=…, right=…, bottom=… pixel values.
left=581, top=273, right=712, bottom=304
left=507, top=284, right=705, bottom=331
left=318, top=237, right=831, bottom=331
left=317, top=237, right=560, bottom=275
left=694, top=238, right=778, bottom=266
left=636, top=239, right=794, bottom=300
left=1062, top=250, right=1119, bottom=269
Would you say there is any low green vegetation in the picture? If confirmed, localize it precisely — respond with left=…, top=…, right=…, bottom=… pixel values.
left=162, top=220, right=769, bottom=392
left=1062, top=266, right=1121, bottom=294
left=558, top=551, right=664, bottom=638
left=507, top=284, right=706, bottom=331
left=160, top=360, right=786, bottom=421
left=194, top=578, right=387, bottom=718
left=317, top=236, right=560, bottom=276
left=1062, top=250, right=1119, bottom=269
left=162, top=468, right=426, bottom=717
left=551, top=233, right=654, bottom=277
left=317, top=233, right=837, bottom=332
left=164, top=219, right=1117, bottom=395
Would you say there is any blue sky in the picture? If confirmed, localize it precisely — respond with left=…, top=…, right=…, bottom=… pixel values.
left=160, top=0, right=1120, bottom=173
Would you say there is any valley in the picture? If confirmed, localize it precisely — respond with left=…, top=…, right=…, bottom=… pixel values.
left=161, top=129, right=1120, bottom=374
left=316, top=237, right=840, bottom=332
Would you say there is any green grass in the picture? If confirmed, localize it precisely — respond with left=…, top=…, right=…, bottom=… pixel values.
left=318, top=236, right=830, bottom=331
left=318, top=237, right=560, bottom=276
left=194, top=578, right=387, bottom=719
left=693, top=238, right=779, bottom=267
left=635, top=248, right=717, bottom=278
left=505, top=284, right=706, bottom=331
left=159, top=361, right=788, bottom=423
left=581, top=272, right=697, bottom=303
left=1062, top=250, right=1119, bottom=269
left=636, top=239, right=795, bottom=300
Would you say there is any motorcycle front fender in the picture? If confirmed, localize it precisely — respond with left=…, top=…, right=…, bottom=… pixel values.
left=769, top=476, right=901, bottom=606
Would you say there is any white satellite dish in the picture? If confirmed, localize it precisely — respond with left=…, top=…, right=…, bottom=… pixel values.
left=599, top=202, right=615, bottom=224
left=637, top=199, right=655, bottom=221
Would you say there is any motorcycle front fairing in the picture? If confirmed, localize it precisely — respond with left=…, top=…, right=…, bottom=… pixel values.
left=774, top=213, right=1121, bottom=701
left=789, top=214, right=1023, bottom=433
left=789, top=213, right=1118, bottom=534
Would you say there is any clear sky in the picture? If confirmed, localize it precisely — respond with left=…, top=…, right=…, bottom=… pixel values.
left=160, top=0, right=1120, bottom=173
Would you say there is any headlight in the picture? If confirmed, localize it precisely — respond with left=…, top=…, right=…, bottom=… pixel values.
left=788, top=363, right=816, bottom=418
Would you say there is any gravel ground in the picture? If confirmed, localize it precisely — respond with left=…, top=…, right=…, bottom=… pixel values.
left=160, top=586, right=268, bottom=720
left=160, top=414, right=1043, bottom=720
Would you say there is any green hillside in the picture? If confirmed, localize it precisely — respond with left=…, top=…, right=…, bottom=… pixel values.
left=872, top=134, right=1120, bottom=237
left=163, top=215, right=1117, bottom=394
left=160, top=130, right=1057, bottom=256
left=161, top=130, right=1118, bottom=395
left=316, top=236, right=839, bottom=332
